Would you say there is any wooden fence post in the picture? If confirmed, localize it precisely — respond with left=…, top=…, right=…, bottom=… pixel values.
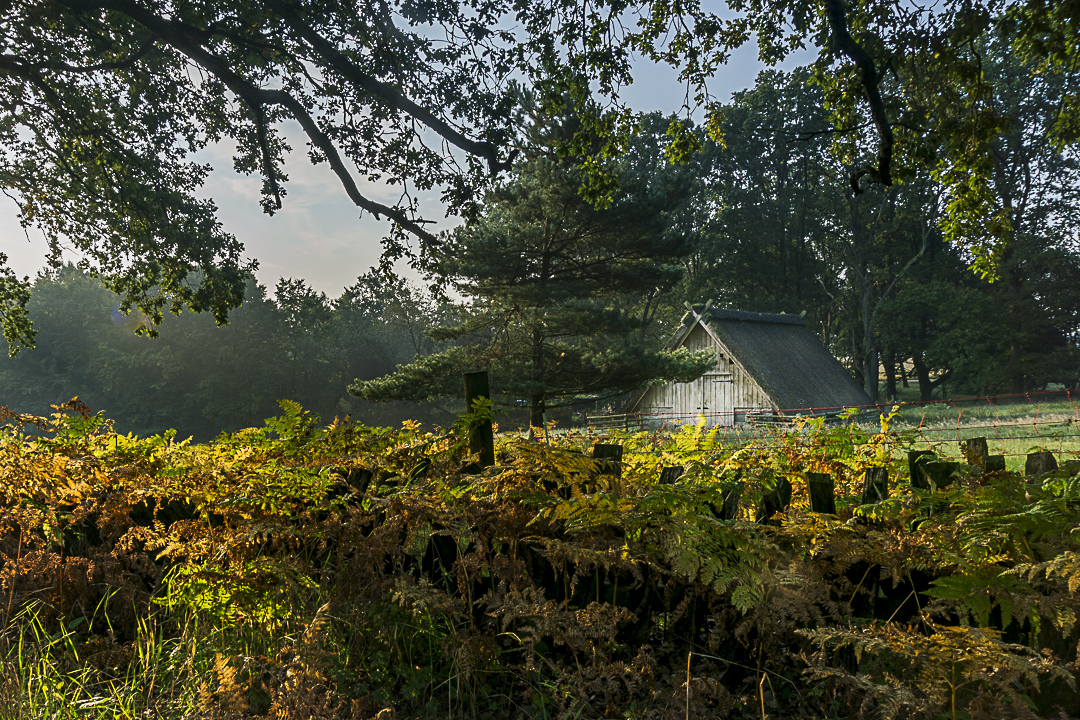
left=862, top=467, right=889, bottom=504
left=923, top=460, right=959, bottom=490
left=1025, top=451, right=1057, bottom=477
left=463, top=371, right=495, bottom=469
left=961, top=437, right=989, bottom=467
left=592, top=443, right=623, bottom=477
left=908, top=450, right=935, bottom=490
left=757, top=477, right=793, bottom=523
left=659, top=466, right=684, bottom=484
left=342, top=467, right=374, bottom=494
left=720, top=482, right=743, bottom=520
left=807, top=472, right=836, bottom=514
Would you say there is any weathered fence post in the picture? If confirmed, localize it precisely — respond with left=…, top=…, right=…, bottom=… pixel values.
left=659, top=465, right=683, bottom=484
left=807, top=472, right=836, bottom=514
left=922, top=460, right=959, bottom=490
left=592, top=443, right=623, bottom=477
left=463, top=371, right=495, bottom=469
left=961, top=437, right=989, bottom=467
left=343, top=467, right=374, bottom=494
left=862, top=466, right=889, bottom=504
left=757, top=477, right=793, bottom=523
left=720, top=482, right=743, bottom=520
left=908, top=450, right=935, bottom=490
left=1025, top=451, right=1057, bottom=477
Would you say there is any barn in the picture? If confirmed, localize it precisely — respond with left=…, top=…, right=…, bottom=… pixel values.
left=628, top=305, right=872, bottom=426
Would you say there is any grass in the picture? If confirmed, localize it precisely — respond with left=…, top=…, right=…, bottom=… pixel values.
left=578, top=390, right=1080, bottom=475
left=0, top=604, right=184, bottom=720
left=866, top=393, right=1079, bottom=473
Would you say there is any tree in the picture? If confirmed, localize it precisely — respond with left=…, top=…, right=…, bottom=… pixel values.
left=679, top=69, right=841, bottom=332
left=675, top=50, right=1080, bottom=401
left=0, top=0, right=522, bottom=355
left=875, top=235, right=1007, bottom=401
left=353, top=123, right=714, bottom=426
left=0, top=264, right=448, bottom=438
left=979, top=43, right=1080, bottom=392
left=674, top=69, right=929, bottom=401
left=3, top=0, right=1078, bottom=357
left=875, top=38, right=1080, bottom=398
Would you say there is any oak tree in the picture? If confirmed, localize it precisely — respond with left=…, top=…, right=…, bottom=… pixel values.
left=3, top=0, right=1078, bottom=359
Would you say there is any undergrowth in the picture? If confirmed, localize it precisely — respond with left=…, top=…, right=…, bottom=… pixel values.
left=0, top=400, right=1078, bottom=719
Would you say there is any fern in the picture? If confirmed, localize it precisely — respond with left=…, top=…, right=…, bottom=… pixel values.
left=1008, top=550, right=1080, bottom=595
left=801, top=619, right=1075, bottom=718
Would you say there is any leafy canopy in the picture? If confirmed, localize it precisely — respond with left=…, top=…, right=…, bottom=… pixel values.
left=2, top=0, right=1078, bottom=355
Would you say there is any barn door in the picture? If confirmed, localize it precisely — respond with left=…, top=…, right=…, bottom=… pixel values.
left=699, top=369, right=734, bottom=427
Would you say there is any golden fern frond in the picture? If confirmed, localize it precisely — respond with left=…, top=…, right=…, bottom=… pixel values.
left=1007, top=550, right=1080, bottom=594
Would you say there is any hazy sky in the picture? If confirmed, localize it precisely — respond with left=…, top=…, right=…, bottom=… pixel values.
left=1, top=43, right=812, bottom=297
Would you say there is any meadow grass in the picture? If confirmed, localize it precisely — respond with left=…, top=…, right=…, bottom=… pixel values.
left=577, top=396, right=1080, bottom=475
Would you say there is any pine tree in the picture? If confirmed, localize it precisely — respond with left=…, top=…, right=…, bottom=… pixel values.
left=353, top=118, right=714, bottom=426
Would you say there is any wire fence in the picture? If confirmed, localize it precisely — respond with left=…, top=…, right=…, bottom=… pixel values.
left=496, top=389, right=1080, bottom=473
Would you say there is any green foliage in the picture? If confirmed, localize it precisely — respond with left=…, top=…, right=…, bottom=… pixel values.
left=0, top=266, right=450, bottom=439
left=355, top=119, right=714, bottom=424
left=0, top=257, right=34, bottom=357
left=801, top=620, right=1074, bottom=719
left=5, top=0, right=1080, bottom=364
left=674, top=61, right=1080, bottom=399
left=3, top=394, right=1080, bottom=717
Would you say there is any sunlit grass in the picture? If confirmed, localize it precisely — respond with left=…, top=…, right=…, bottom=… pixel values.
left=0, top=603, right=187, bottom=720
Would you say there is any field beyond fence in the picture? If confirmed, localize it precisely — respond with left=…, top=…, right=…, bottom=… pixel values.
left=1, top=397, right=1079, bottom=720
left=581, top=389, right=1080, bottom=474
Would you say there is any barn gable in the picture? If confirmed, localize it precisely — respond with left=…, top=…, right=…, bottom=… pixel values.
left=706, top=309, right=871, bottom=411
left=629, top=307, right=870, bottom=424
left=632, top=323, right=773, bottom=424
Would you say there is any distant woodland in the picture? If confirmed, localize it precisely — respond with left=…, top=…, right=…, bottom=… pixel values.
left=3, top=63, right=1079, bottom=438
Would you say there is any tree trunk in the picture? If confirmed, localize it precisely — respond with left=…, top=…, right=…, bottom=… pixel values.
left=530, top=320, right=546, bottom=428
left=530, top=394, right=546, bottom=429
left=864, top=346, right=879, bottom=401
left=883, top=350, right=898, bottom=401
left=463, top=371, right=495, bottom=469
left=1010, top=342, right=1025, bottom=394
left=863, top=284, right=879, bottom=402
left=911, top=354, right=934, bottom=401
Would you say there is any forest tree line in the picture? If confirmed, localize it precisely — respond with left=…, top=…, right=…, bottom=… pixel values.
left=3, top=56, right=1079, bottom=439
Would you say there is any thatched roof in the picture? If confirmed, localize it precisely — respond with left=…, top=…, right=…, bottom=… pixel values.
left=672, top=307, right=872, bottom=412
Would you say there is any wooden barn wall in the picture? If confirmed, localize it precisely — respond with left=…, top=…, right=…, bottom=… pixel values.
left=637, top=325, right=773, bottom=426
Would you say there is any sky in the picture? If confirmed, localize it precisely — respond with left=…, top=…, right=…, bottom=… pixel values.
left=0, top=41, right=813, bottom=298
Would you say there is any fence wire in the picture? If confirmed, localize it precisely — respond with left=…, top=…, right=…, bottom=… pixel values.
left=498, top=389, right=1080, bottom=465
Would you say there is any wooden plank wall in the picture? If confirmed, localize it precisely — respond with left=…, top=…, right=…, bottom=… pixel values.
left=637, top=325, right=773, bottom=426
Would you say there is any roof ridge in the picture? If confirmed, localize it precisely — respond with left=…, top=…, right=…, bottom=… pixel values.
left=699, top=307, right=806, bottom=326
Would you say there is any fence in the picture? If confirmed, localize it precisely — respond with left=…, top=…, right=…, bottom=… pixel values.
left=562, top=389, right=1080, bottom=473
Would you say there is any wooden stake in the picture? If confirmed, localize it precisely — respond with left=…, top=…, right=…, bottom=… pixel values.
left=908, top=450, right=935, bottom=490
left=757, top=477, right=792, bottom=523
left=592, top=443, right=623, bottom=477
left=659, top=466, right=684, bottom=484
left=720, top=482, right=743, bottom=520
left=1025, top=451, right=1058, bottom=477
left=862, top=467, right=889, bottom=504
left=961, top=437, right=989, bottom=466
left=463, top=371, right=495, bottom=469
left=807, top=472, right=836, bottom=514
left=923, top=460, right=959, bottom=490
